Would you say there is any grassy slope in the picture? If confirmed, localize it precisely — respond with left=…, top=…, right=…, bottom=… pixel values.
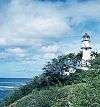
left=8, top=83, right=90, bottom=107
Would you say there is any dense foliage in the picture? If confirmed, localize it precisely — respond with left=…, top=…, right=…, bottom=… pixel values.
left=4, top=53, right=82, bottom=106
left=6, top=76, right=100, bottom=107
left=91, top=53, right=100, bottom=69
left=43, top=53, right=82, bottom=75
left=3, top=52, right=100, bottom=107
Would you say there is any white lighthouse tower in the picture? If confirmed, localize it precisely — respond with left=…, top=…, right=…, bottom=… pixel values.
left=81, top=33, right=92, bottom=69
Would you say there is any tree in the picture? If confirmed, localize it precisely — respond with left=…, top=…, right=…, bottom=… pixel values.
left=90, top=53, right=100, bottom=69
left=43, top=53, right=82, bottom=76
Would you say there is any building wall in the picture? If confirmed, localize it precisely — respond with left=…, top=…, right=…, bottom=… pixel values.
left=82, top=49, right=91, bottom=61
left=82, top=41, right=90, bottom=47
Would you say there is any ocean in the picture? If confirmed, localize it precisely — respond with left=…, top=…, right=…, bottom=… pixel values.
left=0, top=78, right=31, bottom=101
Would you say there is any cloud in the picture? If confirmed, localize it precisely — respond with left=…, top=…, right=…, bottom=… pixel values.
left=0, top=0, right=72, bottom=62
left=7, top=47, right=25, bottom=57
left=43, top=53, right=56, bottom=60
left=0, top=0, right=99, bottom=48
left=0, top=37, right=7, bottom=45
left=0, top=37, right=41, bottom=48
left=0, top=0, right=71, bottom=39
left=41, top=45, right=59, bottom=53
left=0, top=0, right=100, bottom=78
left=40, top=45, right=59, bottom=60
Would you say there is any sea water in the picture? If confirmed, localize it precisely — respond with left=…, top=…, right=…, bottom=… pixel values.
left=0, top=78, right=31, bottom=101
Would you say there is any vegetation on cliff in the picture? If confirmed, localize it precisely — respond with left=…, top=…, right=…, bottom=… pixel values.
left=2, top=53, right=100, bottom=107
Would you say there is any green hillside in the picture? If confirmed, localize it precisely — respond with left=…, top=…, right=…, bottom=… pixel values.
left=8, top=82, right=100, bottom=107
left=2, top=53, right=100, bottom=107
left=9, top=83, right=87, bottom=107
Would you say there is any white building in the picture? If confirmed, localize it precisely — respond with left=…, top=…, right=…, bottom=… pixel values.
left=81, top=33, right=92, bottom=70
left=63, top=33, right=95, bottom=75
left=63, top=66, right=76, bottom=75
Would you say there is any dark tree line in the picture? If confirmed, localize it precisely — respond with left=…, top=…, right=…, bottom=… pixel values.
left=43, top=53, right=82, bottom=75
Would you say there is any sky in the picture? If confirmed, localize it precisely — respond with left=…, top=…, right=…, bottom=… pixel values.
left=0, top=0, right=100, bottom=78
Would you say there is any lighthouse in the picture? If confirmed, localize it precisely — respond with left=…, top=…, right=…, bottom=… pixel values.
left=81, top=33, right=92, bottom=69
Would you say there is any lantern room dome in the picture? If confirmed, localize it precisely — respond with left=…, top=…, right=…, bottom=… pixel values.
left=82, top=33, right=90, bottom=42
left=83, top=33, right=90, bottom=38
